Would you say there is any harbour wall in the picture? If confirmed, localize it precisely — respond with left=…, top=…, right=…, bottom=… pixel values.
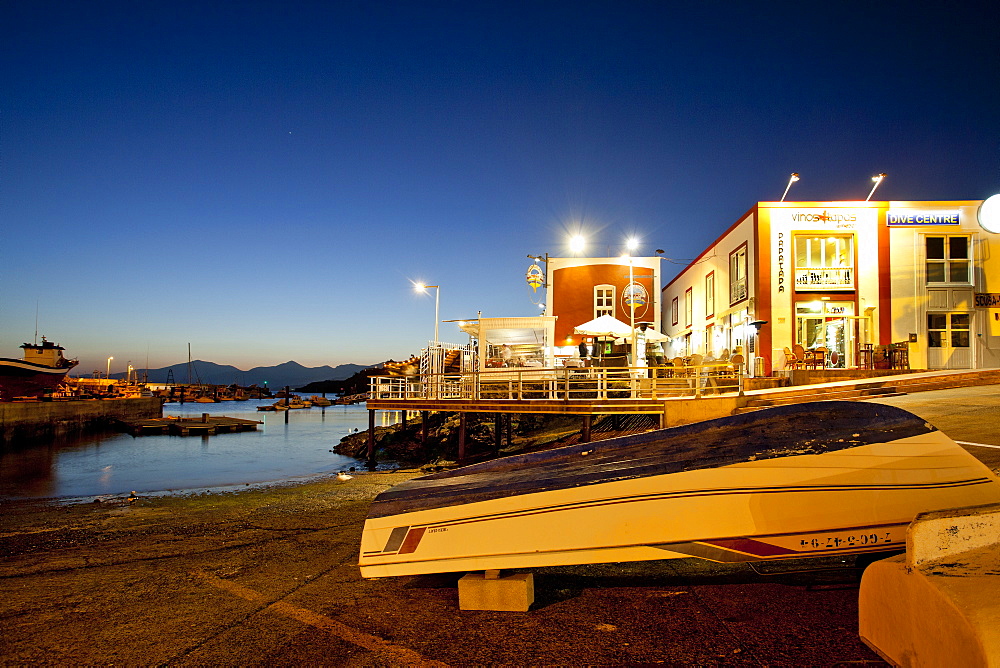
left=0, top=398, right=162, bottom=445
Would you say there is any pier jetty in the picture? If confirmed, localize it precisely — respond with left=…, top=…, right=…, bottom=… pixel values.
left=127, top=414, right=263, bottom=436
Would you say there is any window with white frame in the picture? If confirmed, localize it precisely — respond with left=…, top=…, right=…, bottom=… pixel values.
left=671, top=297, right=679, bottom=326
left=595, top=284, right=614, bottom=318
left=794, top=234, right=854, bottom=290
left=684, top=288, right=693, bottom=326
left=729, top=245, right=747, bottom=304
left=705, top=272, right=715, bottom=318
left=926, top=236, right=971, bottom=284
left=928, top=312, right=970, bottom=348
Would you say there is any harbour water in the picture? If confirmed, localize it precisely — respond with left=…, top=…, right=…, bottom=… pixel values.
left=0, top=399, right=400, bottom=502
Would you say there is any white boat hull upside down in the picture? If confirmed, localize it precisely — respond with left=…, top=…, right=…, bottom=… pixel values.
left=358, top=401, right=1000, bottom=578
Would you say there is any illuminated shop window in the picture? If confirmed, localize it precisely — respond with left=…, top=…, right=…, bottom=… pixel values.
left=926, top=236, right=970, bottom=284
left=729, top=245, right=747, bottom=304
left=794, top=234, right=854, bottom=290
left=928, top=313, right=970, bottom=348
left=594, top=285, right=614, bottom=318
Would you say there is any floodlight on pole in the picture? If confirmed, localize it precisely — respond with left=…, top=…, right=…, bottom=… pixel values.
left=866, top=173, right=887, bottom=201
left=569, top=234, right=585, bottom=255
left=413, top=282, right=441, bottom=345
left=780, top=173, right=800, bottom=202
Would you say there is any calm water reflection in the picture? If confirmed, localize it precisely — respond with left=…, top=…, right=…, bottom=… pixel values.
left=0, top=399, right=400, bottom=501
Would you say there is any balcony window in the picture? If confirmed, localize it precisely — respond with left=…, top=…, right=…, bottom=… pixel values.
left=705, top=272, right=715, bottom=318
left=729, top=245, right=747, bottom=304
left=794, top=234, right=854, bottom=290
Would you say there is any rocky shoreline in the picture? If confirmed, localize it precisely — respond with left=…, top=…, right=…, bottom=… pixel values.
left=334, top=411, right=661, bottom=465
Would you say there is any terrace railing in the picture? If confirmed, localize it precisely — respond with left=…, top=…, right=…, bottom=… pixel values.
left=369, top=361, right=744, bottom=402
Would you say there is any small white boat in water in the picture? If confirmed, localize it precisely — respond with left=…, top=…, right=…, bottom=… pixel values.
left=359, top=401, right=1000, bottom=578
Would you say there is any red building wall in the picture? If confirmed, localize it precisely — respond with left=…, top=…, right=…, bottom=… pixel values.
left=552, top=264, right=656, bottom=344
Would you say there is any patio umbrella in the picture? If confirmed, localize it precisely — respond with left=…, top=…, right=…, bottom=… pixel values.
left=575, top=315, right=633, bottom=360
left=573, top=314, right=633, bottom=337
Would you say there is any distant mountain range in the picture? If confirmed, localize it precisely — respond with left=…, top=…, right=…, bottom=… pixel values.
left=109, top=360, right=370, bottom=390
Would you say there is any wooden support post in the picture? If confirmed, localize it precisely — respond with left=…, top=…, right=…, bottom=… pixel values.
left=367, top=408, right=376, bottom=468
left=494, top=413, right=502, bottom=455
left=421, top=411, right=428, bottom=447
left=582, top=414, right=592, bottom=443
left=506, top=413, right=512, bottom=448
left=458, top=412, right=467, bottom=463
left=402, top=410, right=408, bottom=433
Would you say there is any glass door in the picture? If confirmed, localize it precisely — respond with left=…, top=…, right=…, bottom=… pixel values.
left=795, top=301, right=855, bottom=368
left=927, top=312, right=972, bottom=369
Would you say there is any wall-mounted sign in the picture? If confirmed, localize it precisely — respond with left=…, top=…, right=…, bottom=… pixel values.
left=974, top=293, right=1000, bottom=308
left=887, top=210, right=960, bottom=226
left=623, top=282, right=648, bottom=315
left=769, top=207, right=877, bottom=230
left=525, top=263, right=544, bottom=292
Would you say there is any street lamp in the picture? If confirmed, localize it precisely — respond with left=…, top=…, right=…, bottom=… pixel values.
left=866, top=173, right=887, bottom=201
left=413, top=282, right=440, bottom=345
left=624, top=237, right=639, bottom=366
left=780, top=173, right=800, bottom=202
left=569, top=234, right=585, bottom=256
left=106, top=356, right=113, bottom=380
left=127, top=364, right=134, bottom=384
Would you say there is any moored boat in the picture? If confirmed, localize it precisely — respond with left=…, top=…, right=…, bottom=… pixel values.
left=359, top=401, right=1000, bottom=578
left=0, top=338, right=79, bottom=401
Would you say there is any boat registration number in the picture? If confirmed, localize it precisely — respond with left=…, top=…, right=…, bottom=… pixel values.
left=797, top=529, right=899, bottom=551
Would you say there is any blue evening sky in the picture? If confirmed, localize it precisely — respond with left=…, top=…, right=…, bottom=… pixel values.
left=3, top=1, right=998, bottom=373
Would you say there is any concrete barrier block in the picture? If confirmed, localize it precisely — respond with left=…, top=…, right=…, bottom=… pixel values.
left=859, top=502, right=1000, bottom=666
left=907, top=502, right=1000, bottom=567
left=458, top=571, right=534, bottom=612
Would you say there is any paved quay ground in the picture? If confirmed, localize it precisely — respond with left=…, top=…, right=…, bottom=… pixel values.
left=4, top=385, right=998, bottom=666
left=1, top=471, right=883, bottom=666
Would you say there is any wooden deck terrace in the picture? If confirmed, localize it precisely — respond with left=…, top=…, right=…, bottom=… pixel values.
left=368, top=363, right=744, bottom=415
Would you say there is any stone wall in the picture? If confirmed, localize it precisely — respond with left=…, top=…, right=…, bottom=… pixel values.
left=0, top=398, right=162, bottom=445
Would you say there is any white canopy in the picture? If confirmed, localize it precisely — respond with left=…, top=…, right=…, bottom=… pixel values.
left=574, top=314, right=633, bottom=337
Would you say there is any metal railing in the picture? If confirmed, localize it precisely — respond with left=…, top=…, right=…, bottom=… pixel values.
left=370, top=362, right=744, bottom=402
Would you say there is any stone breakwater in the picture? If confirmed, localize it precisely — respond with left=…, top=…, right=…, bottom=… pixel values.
left=0, top=397, right=162, bottom=445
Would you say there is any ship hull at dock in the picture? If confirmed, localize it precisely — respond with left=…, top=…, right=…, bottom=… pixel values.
left=0, top=358, right=74, bottom=400
left=359, top=401, right=1000, bottom=578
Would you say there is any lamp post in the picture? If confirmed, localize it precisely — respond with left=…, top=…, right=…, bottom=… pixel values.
left=866, top=173, right=887, bottom=201
left=106, top=356, right=113, bottom=380
left=625, top=237, right=639, bottom=366
left=414, top=283, right=440, bottom=345
left=780, top=173, right=800, bottom=202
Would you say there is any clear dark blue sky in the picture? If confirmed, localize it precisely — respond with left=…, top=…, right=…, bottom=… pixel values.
left=3, top=1, right=998, bottom=373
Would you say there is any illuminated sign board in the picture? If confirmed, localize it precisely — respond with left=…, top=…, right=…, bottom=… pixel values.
left=769, top=207, right=877, bottom=229
left=887, top=210, right=960, bottom=226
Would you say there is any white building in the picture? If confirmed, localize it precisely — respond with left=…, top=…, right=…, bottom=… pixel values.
left=661, top=199, right=1000, bottom=374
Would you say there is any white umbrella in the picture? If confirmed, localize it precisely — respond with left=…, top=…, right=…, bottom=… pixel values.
left=573, top=314, right=633, bottom=337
